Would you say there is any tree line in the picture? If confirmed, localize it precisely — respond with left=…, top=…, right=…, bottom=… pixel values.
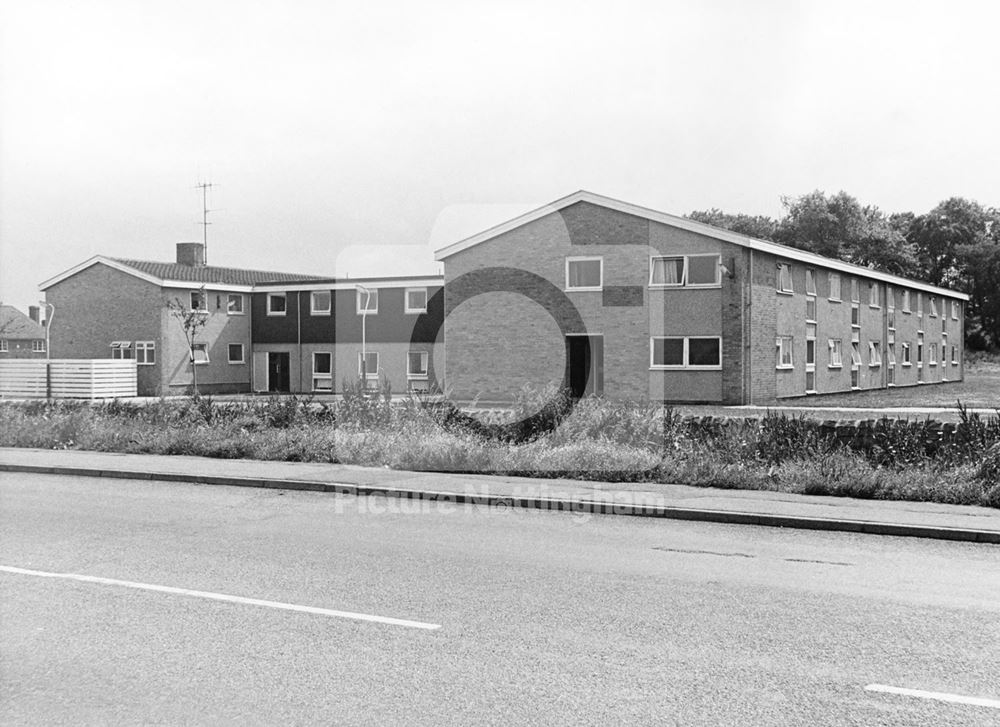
left=687, top=192, right=1000, bottom=350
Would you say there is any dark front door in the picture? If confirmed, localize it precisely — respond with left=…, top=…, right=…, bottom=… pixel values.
left=566, top=335, right=604, bottom=398
left=268, top=352, right=290, bottom=393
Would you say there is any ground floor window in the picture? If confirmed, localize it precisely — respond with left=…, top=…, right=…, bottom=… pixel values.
left=191, top=343, right=209, bottom=364
left=649, top=337, right=721, bottom=370
left=828, top=339, right=842, bottom=368
left=776, top=336, right=794, bottom=369
left=407, top=350, right=429, bottom=379
left=228, top=343, right=244, bottom=364
left=110, top=341, right=133, bottom=359
left=0, top=340, right=8, bottom=352
left=32, top=340, right=46, bottom=353
left=313, top=352, right=332, bottom=391
left=136, top=341, right=155, bottom=365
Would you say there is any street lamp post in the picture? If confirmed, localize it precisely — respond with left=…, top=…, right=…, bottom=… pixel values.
left=355, top=284, right=371, bottom=391
left=39, top=300, right=54, bottom=399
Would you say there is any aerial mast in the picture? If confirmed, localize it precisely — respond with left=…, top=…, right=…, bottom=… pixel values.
left=195, top=181, right=214, bottom=264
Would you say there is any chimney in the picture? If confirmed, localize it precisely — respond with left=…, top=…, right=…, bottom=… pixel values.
left=28, top=306, right=40, bottom=324
left=176, top=242, right=206, bottom=267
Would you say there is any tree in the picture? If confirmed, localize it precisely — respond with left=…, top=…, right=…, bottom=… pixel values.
left=908, top=197, right=992, bottom=288
left=686, top=209, right=779, bottom=240
left=167, top=288, right=208, bottom=398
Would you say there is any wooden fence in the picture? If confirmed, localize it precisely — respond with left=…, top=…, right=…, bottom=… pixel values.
left=0, top=360, right=137, bottom=399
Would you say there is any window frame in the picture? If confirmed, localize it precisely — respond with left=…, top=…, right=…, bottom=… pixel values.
left=929, top=296, right=938, bottom=318
left=649, top=336, right=722, bottom=371
left=868, top=282, right=880, bottom=309
left=135, top=341, right=155, bottom=365
left=775, top=336, right=794, bottom=369
left=901, top=342, right=912, bottom=366
left=868, top=340, right=882, bottom=367
left=32, top=340, right=46, bottom=353
left=190, top=290, right=208, bottom=313
left=565, top=256, right=604, bottom=292
left=358, top=350, right=380, bottom=379
left=312, top=351, right=333, bottom=391
left=776, top=263, right=793, bottom=294
left=828, top=272, right=842, bottom=302
left=191, top=342, right=209, bottom=365
left=805, top=268, right=817, bottom=296
left=901, top=290, right=911, bottom=313
left=110, top=341, right=133, bottom=360
left=0, top=339, right=7, bottom=353
left=356, top=288, right=379, bottom=315
left=828, top=339, right=843, bottom=368
left=648, top=254, right=721, bottom=288
left=310, top=291, right=332, bottom=316
left=850, top=278, right=860, bottom=303
left=267, top=293, right=287, bottom=316
left=227, top=343, right=245, bottom=365
left=227, top=294, right=244, bottom=315
left=404, top=287, right=428, bottom=314
left=406, top=350, right=429, bottom=380
left=952, top=300, right=959, bottom=320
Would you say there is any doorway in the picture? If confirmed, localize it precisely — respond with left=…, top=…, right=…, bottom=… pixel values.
left=566, top=335, right=604, bottom=398
left=267, top=352, right=290, bottom=393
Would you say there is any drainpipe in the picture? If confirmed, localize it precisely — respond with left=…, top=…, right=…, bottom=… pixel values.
left=746, top=249, right=753, bottom=405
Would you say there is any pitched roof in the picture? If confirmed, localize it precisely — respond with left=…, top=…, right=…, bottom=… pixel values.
left=434, top=190, right=969, bottom=300
left=0, top=305, right=45, bottom=339
left=40, top=256, right=321, bottom=291
left=110, top=258, right=318, bottom=285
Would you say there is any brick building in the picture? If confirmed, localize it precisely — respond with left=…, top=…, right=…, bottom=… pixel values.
left=434, top=191, right=967, bottom=404
left=39, top=243, right=443, bottom=396
left=0, top=305, right=47, bottom=358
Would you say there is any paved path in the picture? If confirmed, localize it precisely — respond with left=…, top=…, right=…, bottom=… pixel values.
left=1, top=447, right=998, bottom=543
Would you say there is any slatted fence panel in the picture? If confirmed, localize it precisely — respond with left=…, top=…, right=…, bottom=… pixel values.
left=0, top=360, right=136, bottom=399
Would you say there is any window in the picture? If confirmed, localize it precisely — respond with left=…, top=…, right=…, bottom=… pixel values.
left=407, top=350, right=429, bottom=379
left=851, top=303, right=860, bottom=328
left=267, top=293, right=287, bottom=316
left=313, top=352, right=333, bottom=391
left=829, top=272, right=842, bottom=301
left=868, top=341, right=882, bottom=367
left=191, top=343, right=209, bottom=364
left=952, top=345, right=959, bottom=365
left=228, top=343, right=244, bottom=364
left=917, top=293, right=923, bottom=318
left=311, top=291, right=331, bottom=316
left=566, top=257, right=603, bottom=290
left=190, top=290, right=207, bottom=312
left=227, top=294, right=244, bottom=315
left=110, top=341, right=133, bottom=360
left=917, top=333, right=924, bottom=366
left=850, top=341, right=862, bottom=367
left=648, top=254, right=721, bottom=287
left=851, top=368, right=860, bottom=389
left=136, top=341, right=155, bottom=365
left=828, top=339, right=843, bottom=368
left=850, top=278, right=860, bottom=303
left=887, top=344, right=896, bottom=366
left=941, top=314, right=947, bottom=333
left=929, top=296, right=938, bottom=317
left=929, top=343, right=937, bottom=365
left=356, top=288, right=379, bottom=314
left=952, top=301, right=959, bottom=320
left=902, top=342, right=911, bottom=365
left=776, top=336, right=794, bottom=369
left=0, top=340, right=6, bottom=352
left=405, top=288, right=428, bottom=314
left=32, top=340, right=46, bottom=353
left=886, top=286, right=894, bottom=311
left=888, top=309, right=896, bottom=331
left=358, top=351, right=379, bottom=378
left=806, top=324, right=816, bottom=393
left=868, top=282, right=879, bottom=308
left=777, top=263, right=793, bottom=293
left=650, top=337, right=721, bottom=369
left=901, top=290, right=911, bottom=312
left=806, top=298, right=817, bottom=322
left=805, top=269, right=816, bottom=296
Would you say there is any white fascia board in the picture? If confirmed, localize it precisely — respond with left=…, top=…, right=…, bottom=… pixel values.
left=162, top=280, right=255, bottom=293
left=433, top=190, right=969, bottom=301
left=39, top=256, right=164, bottom=290
left=251, top=277, right=444, bottom=292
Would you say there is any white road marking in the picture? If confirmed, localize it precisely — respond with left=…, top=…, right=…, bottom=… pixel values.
left=865, top=684, right=1000, bottom=709
left=0, top=565, right=441, bottom=631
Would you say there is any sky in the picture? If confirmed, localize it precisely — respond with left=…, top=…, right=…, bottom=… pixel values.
left=1, top=0, right=998, bottom=311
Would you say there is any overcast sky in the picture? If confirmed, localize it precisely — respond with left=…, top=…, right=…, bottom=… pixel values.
left=1, top=0, right=998, bottom=311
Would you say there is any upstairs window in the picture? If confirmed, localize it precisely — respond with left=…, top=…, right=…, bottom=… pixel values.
left=566, top=257, right=603, bottom=290
left=267, top=293, right=287, bottom=316
left=868, top=341, right=882, bottom=367
left=405, top=288, right=428, bottom=314
left=850, top=342, right=862, bottom=367
left=901, top=290, right=911, bottom=312
left=356, top=289, right=379, bottom=314
left=902, top=342, right=911, bottom=365
left=850, top=278, right=860, bottom=303
left=952, top=300, right=959, bottom=320
left=868, top=282, right=879, bottom=308
left=190, top=290, right=208, bottom=313
left=311, top=291, right=331, bottom=316
left=649, top=255, right=720, bottom=287
left=929, top=296, right=938, bottom=317
left=777, top=263, right=793, bottom=293
left=805, top=268, right=817, bottom=296
left=828, top=272, right=842, bottom=301
left=227, top=294, right=244, bottom=315
left=775, top=336, right=794, bottom=368
left=828, top=339, right=843, bottom=368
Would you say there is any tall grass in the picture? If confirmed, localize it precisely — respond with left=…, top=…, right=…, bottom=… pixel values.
left=1, top=386, right=998, bottom=508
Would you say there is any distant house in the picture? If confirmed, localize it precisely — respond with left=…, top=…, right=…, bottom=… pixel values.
left=0, top=305, right=47, bottom=358
left=39, top=242, right=443, bottom=397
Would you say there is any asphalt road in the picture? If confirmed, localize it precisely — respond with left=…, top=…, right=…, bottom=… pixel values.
left=1, top=472, right=999, bottom=726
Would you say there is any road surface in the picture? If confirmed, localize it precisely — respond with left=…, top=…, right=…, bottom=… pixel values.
left=2, top=472, right=999, bottom=725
